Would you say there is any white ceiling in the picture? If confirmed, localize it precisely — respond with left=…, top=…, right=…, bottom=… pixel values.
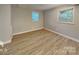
left=17, top=4, right=63, bottom=10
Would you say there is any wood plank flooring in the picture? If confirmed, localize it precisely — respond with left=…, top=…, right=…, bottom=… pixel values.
left=1, top=29, right=79, bottom=55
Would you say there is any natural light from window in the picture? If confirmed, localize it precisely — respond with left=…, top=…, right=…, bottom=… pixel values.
left=32, top=11, right=39, bottom=22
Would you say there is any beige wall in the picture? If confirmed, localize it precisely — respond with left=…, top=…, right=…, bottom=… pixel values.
left=44, top=5, right=79, bottom=40
left=0, top=5, right=12, bottom=43
left=11, top=5, right=43, bottom=35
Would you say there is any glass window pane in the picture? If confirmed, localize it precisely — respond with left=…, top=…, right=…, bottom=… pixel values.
left=32, top=11, right=39, bottom=22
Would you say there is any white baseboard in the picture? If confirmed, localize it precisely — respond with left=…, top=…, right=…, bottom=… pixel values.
left=0, top=27, right=43, bottom=47
left=13, top=27, right=44, bottom=36
left=0, top=41, right=4, bottom=47
left=1, top=27, right=78, bottom=47
left=45, top=28, right=79, bottom=43
left=0, top=36, right=12, bottom=47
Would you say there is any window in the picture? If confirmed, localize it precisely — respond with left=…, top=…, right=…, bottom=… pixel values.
left=32, top=11, right=39, bottom=22
left=58, top=7, right=74, bottom=24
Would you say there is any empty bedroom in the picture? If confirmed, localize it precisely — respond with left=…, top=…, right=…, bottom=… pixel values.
left=0, top=4, right=79, bottom=55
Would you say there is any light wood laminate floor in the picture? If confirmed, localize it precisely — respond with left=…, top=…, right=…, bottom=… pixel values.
left=1, top=29, right=79, bottom=55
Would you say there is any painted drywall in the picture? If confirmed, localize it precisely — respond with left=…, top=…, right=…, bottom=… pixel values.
left=44, top=5, right=79, bottom=40
left=0, top=5, right=12, bottom=43
left=11, top=5, right=43, bottom=35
